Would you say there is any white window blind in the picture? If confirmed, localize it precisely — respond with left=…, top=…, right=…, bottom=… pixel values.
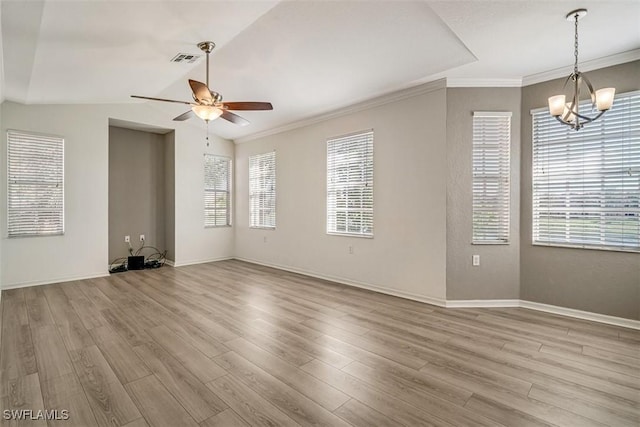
left=204, top=154, right=231, bottom=227
left=327, top=130, right=374, bottom=237
left=249, top=151, right=276, bottom=228
left=7, top=130, right=64, bottom=237
left=472, top=112, right=511, bottom=244
left=532, top=90, right=640, bottom=252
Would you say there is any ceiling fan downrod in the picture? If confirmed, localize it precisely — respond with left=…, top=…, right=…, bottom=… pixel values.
left=197, top=41, right=216, bottom=90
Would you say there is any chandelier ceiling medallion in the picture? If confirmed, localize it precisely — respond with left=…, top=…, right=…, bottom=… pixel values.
left=547, top=9, right=615, bottom=131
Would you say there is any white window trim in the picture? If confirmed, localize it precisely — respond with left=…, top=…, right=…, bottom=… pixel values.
left=7, top=129, right=65, bottom=238
left=326, top=129, right=374, bottom=238
left=472, top=111, right=512, bottom=245
left=204, top=154, right=232, bottom=228
left=530, top=90, right=640, bottom=253
left=249, top=151, right=276, bottom=229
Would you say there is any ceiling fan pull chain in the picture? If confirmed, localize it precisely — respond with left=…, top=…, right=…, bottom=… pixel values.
left=206, top=120, right=210, bottom=147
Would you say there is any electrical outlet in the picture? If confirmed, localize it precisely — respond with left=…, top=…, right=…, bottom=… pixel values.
left=140, top=234, right=145, bottom=242
left=348, top=245, right=354, bottom=254
left=124, top=235, right=130, bottom=243
left=472, top=254, right=480, bottom=266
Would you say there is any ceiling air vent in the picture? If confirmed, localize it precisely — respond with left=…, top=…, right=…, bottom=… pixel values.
left=170, top=53, right=201, bottom=64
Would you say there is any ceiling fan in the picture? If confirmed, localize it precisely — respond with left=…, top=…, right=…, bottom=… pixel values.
left=131, top=41, right=272, bottom=126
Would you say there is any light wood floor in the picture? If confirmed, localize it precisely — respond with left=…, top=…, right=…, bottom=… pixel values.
left=1, top=260, right=638, bottom=427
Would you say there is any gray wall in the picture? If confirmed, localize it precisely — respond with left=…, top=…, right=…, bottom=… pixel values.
left=108, top=126, right=166, bottom=263
left=446, top=87, right=521, bottom=300
left=235, top=83, right=449, bottom=302
left=164, top=132, right=175, bottom=262
left=521, top=60, right=640, bottom=320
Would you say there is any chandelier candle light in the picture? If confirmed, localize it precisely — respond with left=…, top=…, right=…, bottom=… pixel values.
left=548, top=9, right=615, bottom=130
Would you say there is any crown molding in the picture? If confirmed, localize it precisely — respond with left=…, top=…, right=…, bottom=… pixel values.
left=522, top=48, right=640, bottom=86
left=234, top=79, right=446, bottom=144
left=446, top=78, right=522, bottom=88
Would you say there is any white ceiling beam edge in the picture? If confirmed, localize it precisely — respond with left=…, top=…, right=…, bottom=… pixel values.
left=522, top=49, right=640, bottom=87
left=446, top=78, right=522, bottom=88
left=234, top=79, right=446, bottom=144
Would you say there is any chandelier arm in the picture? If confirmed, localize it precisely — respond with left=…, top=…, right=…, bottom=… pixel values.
left=555, top=116, right=577, bottom=129
left=578, top=72, right=597, bottom=106
left=574, top=110, right=605, bottom=122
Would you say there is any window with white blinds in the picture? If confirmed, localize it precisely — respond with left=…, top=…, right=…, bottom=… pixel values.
left=532, top=90, right=640, bottom=252
left=7, top=130, right=64, bottom=237
left=204, top=154, right=231, bottom=227
left=472, top=112, right=511, bottom=244
left=249, top=151, right=276, bottom=228
left=327, top=130, right=374, bottom=237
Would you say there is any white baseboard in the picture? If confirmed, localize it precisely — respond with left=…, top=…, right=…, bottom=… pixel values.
left=234, top=258, right=638, bottom=330
left=233, top=257, right=447, bottom=308
left=173, top=256, right=232, bottom=268
left=2, top=272, right=109, bottom=291
left=164, top=259, right=175, bottom=267
left=446, top=299, right=520, bottom=308
left=519, top=300, right=640, bottom=330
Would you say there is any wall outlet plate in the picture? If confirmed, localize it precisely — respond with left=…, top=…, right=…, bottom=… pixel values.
left=472, top=254, right=480, bottom=266
left=140, top=234, right=145, bottom=242
left=125, top=235, right=130, bottom=243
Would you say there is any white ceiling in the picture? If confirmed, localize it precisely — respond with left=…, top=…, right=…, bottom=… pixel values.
left=1, top=0, right=639, bottom=140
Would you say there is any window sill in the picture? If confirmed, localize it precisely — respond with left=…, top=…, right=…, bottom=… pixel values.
left=532, top=242, right=640, bottom=254
left=472, top=241, right=510, bottom=245
left=250, top=226, right=276, bottom=230
left=8, top=232, right=64, bottom=239
left=327, top=232, right=374, bottom=239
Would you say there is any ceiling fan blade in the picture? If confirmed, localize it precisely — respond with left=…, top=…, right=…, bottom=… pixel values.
left=223, top=102, right=273, bottom=111
left=173, top=110, right=195, bottom=121
left=131, top=95, right=194, bottom=105
left=189, top=79, right=213, bottom=104
left=220, top=110, right=250, bottom=126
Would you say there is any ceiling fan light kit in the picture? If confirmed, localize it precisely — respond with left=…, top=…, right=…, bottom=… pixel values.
left=131, top=41, right=272, bottom=126
left=547, top=9, right=615, bottom=131
left=192, top=105, right=223, bottom=121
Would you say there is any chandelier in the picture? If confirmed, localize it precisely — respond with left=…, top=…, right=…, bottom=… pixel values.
left=547, top=9, right=615, bottom=131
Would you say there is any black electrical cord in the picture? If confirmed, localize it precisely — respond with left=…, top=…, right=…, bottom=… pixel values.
left=110, top=242, right=167, bottom=274
left=109, top=257, right=128, bottom=273
left=135, top=245, right=167, bottom=267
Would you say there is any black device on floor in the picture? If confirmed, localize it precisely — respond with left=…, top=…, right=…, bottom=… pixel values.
left=127, top=255, right=145, bottom=270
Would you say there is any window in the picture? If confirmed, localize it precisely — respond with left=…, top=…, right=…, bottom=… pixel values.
left=327, top=130, right=374, bottom=237
left=249, top=151, right=276, bottom=228
left=7, top=130, right=64, bottom=237
left=532, top=91, right=640, bottom=252
left=472, top=112, right=511, bottom=244
left=204, top=154, right=231, bottom=227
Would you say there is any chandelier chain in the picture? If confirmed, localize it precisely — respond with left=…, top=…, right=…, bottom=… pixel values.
left=573, top=13, right=579, bottom=74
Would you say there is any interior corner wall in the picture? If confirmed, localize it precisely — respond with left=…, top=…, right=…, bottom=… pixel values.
left=108, top=126, right=166, bottom=263
left=164, top=131, right=176, bottom=262
left=234, top=87, right=448, bottom=302
left=521, top=60, right=640, bottom=320
left=446, top=87, right=521, bottom=300
left=0, top=101, right=235, bottom=289
left=0, top=102, right=3, bottom=293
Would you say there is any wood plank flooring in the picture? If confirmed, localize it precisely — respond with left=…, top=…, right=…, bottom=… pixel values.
left=1, top=260, right=638, bottom=426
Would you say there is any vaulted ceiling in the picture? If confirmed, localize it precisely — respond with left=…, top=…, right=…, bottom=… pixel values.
left=1, top=0, right=639, bottom=140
